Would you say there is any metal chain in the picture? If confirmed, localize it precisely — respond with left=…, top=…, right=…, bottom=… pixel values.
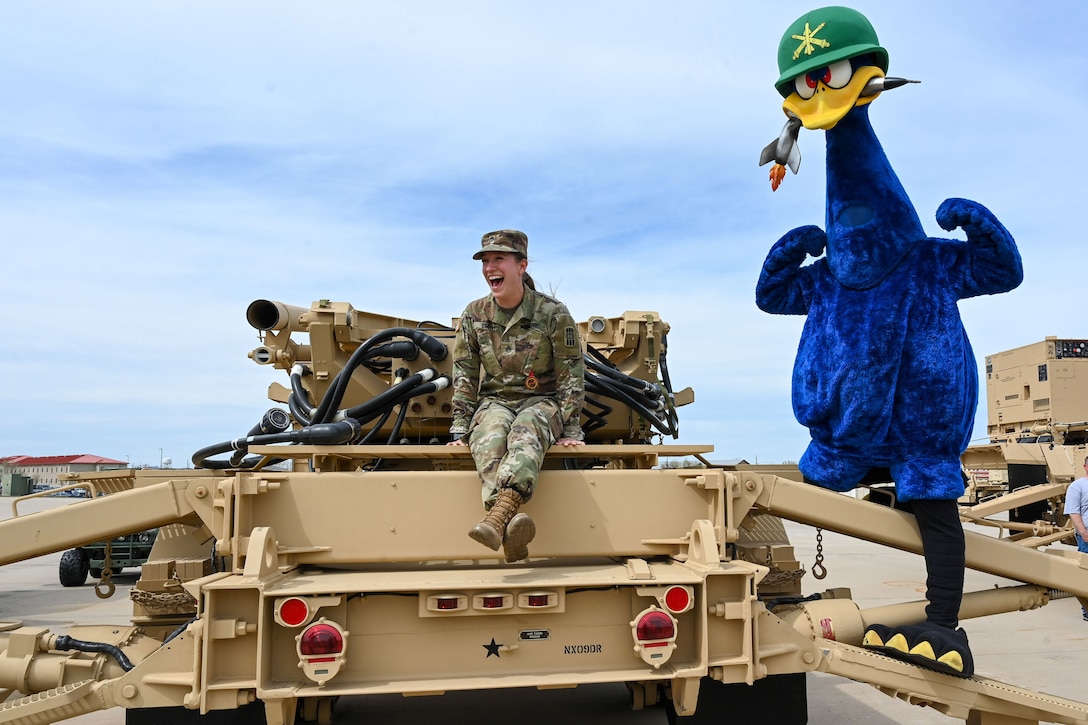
left=95, top=540, right=116, bottom=599
left=812, top=528, right=828, bottom=580
left=130, top=588, right=198, bottom=610
left=761, top=568, right=807, bottom=586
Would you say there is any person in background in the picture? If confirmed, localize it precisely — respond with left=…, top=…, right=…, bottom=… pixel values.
left=447, top=230, right=585, bottom=562
left=1064, top=457, right=1088, bottom=621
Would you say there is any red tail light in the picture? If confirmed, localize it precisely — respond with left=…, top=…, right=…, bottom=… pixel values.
left=296, top=618, right=347, bottom=685
left=636, top=610, right=675, bottom=643
left=300, top=623, right=343, bottom=660
left=631, top=607, right=678, bottom=668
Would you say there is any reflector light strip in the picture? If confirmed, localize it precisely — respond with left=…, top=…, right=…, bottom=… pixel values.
left=424, top=590, right=562, bottom=614
left=427, top=594, right=469, bottom=612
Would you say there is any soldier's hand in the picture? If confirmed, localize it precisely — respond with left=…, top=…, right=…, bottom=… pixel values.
left=556, top=438, right=585, bottom=447
left=447, top=439, right=467, bottom=447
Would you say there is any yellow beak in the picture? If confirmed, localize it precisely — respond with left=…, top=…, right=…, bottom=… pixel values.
left=782, top=65, right=885, bottom=130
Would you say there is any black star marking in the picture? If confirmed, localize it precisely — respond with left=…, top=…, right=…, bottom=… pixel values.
left=483, top=638, right=502, bottom=658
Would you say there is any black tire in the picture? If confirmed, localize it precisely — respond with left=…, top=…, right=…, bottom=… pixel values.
left=665, top=674, right=807, bottom=724
left=89, top=567, right=103, bottom=579
left=111, top=567, right=124, bottom=575
left=59, top=549, right=89, bottom=587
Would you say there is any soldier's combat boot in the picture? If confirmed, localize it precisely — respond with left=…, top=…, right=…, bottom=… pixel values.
left=469, top=488, right=524, bottom=551
left=503, top=513, right=536, bottom=562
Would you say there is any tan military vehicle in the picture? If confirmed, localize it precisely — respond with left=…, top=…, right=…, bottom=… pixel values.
left=959, top=337, right=1088, bottom=545
left=1, top=302, right=1087, bottom=725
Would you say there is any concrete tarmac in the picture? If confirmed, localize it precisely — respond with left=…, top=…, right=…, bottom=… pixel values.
left=2, top=496, right=1086, bottom=724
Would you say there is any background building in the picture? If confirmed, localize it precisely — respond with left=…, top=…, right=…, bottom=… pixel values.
left=0, top=454, right=127, bottom=491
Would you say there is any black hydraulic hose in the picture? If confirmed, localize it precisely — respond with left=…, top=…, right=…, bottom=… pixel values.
left=358, top=406, right=397, bottom=444
left=272, top=421, right=362, bottom=445
left=311, top=328, right=446, bottom=425
left=579, top=395, right=613, bottom=436
left=585, top=354, right=660, bottom=399
left=192, top=420, right=361, bottom=469
left=583, top=350, right=666, bottom=411
left=581, top=345, right=678, bottom=437
left=342, top=369, right=437, bottom=420
left=163, top=618, right=197, bottom=645
left=367, top=340, right=420, bottom=361
left=586, top=375, right=675, bottom=437
left=289, top=367, right=316, bottom=420
left=590, top=372, right=664, bottom=409
left=54, top=635, right=135, bottom=672
left=349, top=378, right=450, bottom=428
left=289, top=390, right=313, bottom=427
left=587, top=372, right=665, bottom=414
left=585, top=343, right=618, bottom=369
left=360, top=341, right=421, bottom=377
left=416, top=320, right=456, bottom=332
left=230, top=409, right=291, bottom=466
left=763, top=593, right=824, bottom=609
left=353, top=371, right=412, bottom=443
left=386, top=400, right=410, bottom=444
left=380, top=367, right=412, bottom=445
left=659, top=331, right=674, bottom=394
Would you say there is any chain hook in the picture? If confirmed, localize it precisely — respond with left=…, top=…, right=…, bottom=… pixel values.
left=95, top=539, right=116, bottom=599
left=812, top=527, right=828, bottom=580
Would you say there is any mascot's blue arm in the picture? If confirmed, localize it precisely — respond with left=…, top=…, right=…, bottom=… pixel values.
left=755, top=224, right=827, bottom=315
left=937, top=197, right=1023, bottom=299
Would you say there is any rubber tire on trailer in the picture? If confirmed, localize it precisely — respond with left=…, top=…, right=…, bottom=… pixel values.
left=665, top=674, right=808, bottom=724
left=111, top=567, right=124, bottom=575
left=89, top=567, right=103, bottom=579
left=59, top=549, right=89, bottom=587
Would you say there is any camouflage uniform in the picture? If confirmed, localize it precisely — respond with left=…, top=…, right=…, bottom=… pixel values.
left=451, top=286, right=585, bottom=508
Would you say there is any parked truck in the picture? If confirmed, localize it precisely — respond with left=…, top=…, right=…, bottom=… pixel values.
left=58, top=529, right=158, bottom=588
left=1, top=301, right=1087, bottom=725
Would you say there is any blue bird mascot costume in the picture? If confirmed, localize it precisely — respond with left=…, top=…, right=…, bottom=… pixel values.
left=755, top=7, right=1023, bottom=677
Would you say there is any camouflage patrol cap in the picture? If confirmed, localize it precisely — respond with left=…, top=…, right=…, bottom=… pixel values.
left=775, top=6, right=888, bottom=97
left=473, top=230, right=529, bottom=260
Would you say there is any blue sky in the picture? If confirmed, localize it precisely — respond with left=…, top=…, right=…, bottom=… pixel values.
left=2, top=2, right=1085, bottom=468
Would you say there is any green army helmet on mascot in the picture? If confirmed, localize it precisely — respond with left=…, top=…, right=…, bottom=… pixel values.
left=775, top=5, right=888, bottom=97
left=760, top=5, right=915, bottom=189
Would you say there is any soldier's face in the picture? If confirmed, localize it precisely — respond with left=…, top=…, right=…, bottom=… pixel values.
left=479, top=252, right=527, bottom=307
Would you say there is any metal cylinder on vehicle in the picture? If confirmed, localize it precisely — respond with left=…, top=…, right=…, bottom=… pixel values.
left=776, top=598, right=867, bottom=645
left=247, top=300, right=310, bottom=332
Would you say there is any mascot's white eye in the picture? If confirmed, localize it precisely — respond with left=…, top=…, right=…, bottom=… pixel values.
left=794, top=73, right=817, bottom=100
left=824, top=59, right=853, bottom=89
left=794, top=59, right=854, bottom=99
